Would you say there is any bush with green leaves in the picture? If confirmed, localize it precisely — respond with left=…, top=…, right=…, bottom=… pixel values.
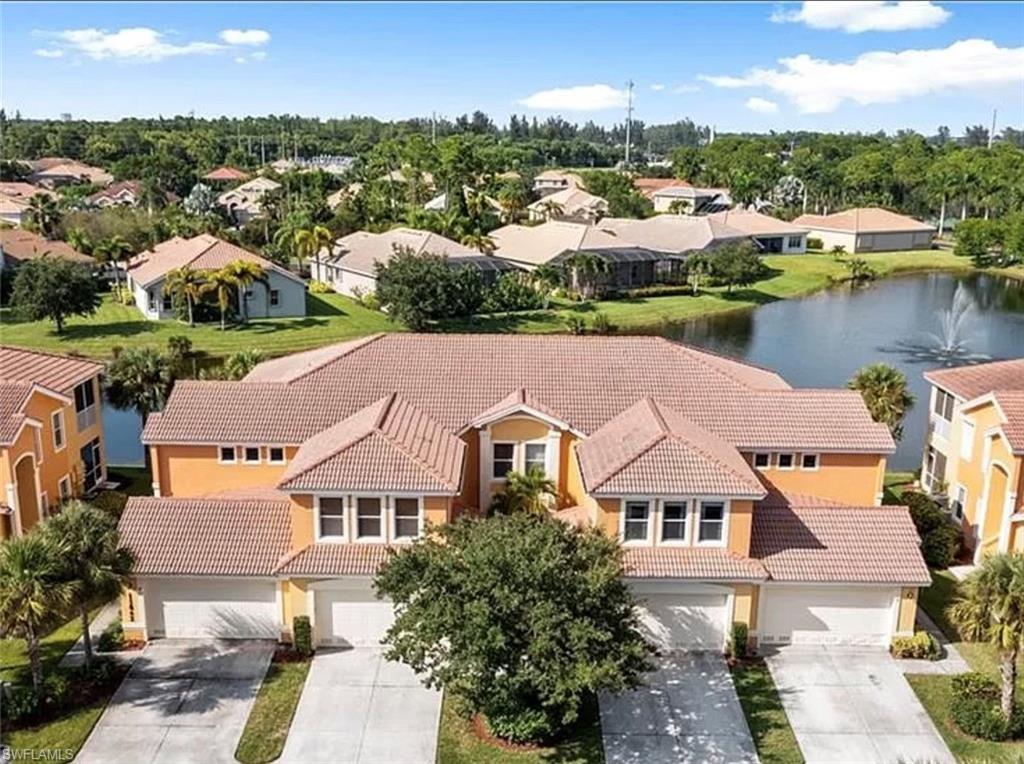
left=730, top=622, right=749, bottom=659
left=293, top=615, right=313, bottom=656
left=375, top=513, right=653, bottom=743
left=375, top=246, right=485, bottom=330
left=890, top=631, right=939, bottom=660
left=482, top=272, right=545, bottom=313
left=308, top=279, right=334, bottom=294
left=806, top=237, right=824, bottom=250
left=902, top=491, right=962, bottom=567
left=97, top=619, right=125, bottom=653
left=951, top=672, right=1024, bottom=741
left=955, top=218, right=1007, bottom=267
left=9, top=257, right=102, bottom=333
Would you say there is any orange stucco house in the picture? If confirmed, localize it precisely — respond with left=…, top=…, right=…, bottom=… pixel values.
left=0, top=346, right=107, bottom=538
left=119, top=334, right=927, bottom=650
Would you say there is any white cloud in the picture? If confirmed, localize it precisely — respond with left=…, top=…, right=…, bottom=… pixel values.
left=700, top=38, right=1024, bottom=114
left=517, top=84, right=628, bottom=111
left=219, top=29, right=270, bottom=46
left=673, top=84, right=701, bottom=94
left=649, top=83, right=665, bottom=91
left=771, top=1, right=950, bottom=33
left=234, top=56, right=247, bottom=65
left=746, top=97, right=779, bottom=114
left=250, top=51, right=267, bottom=61
left=51, top=27, right=224, bottom=61
left=33, top=48, right=64, bottom=58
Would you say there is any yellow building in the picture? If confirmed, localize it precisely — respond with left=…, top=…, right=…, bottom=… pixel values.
left=922, top=360, right=1024, bottom=562
left=118, top=334, right=927, bottom=649
left=0, top=346, right=107, bottom=538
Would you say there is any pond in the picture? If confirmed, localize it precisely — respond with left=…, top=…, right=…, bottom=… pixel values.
left=103, top=271, right=1024, bottom=472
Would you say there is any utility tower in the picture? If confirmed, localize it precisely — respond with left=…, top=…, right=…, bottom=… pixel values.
left=624, top=80, right=634, bottom=168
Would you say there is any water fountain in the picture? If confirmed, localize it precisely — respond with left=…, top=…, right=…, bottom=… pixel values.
left=883, top=283, right=995, bottom=366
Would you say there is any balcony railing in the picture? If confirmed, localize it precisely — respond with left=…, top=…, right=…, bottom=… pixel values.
left=930, top=414, right=951, bottom=441
left=76, top=405, right=98, bottom=432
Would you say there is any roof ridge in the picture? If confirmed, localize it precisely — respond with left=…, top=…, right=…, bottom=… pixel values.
left=275, top=334, right=388, bottom=385
left=655, top=406, right=762, bottom=492
left=656, top=338, right=785, bottom=390
left=378, top=397, right=463, bottom=491
left=587, top=401, right=667, bottom=490
left=0, top=344, right=102, bottom=368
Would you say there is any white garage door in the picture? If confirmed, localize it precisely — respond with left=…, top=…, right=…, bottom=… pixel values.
left=147, top=578, right=279, bottom=639
left=759, top=586, right=898, bottom=646
left=630, top=582, right=729, bottom=651
left=315, top=580, right=394, bottom=648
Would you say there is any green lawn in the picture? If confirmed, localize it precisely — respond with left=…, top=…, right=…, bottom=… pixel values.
left=730, top=659, right=804, bottom=764
left=882, top=471, right=917, bottom=504
left=0, top=608, right=99, bottom=683
left=235, top=656, right=312, bottom=764
left=437, top=695, right=605, bottom=764
left=908, top=570, right=1024, bottom=761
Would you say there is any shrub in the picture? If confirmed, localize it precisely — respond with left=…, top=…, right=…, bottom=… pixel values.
left=590, top=312, right=616, bottom=335
left=293, top=615, right=313, bottom=656
left=483, top=272, right=545, bottom=313
left=904, top=491, right=944, bottom=534
left=831, top=245, right=847, bottom=256
left=806, top=237, right=824, bottom=250
left=730, top=622, right=749, bottom=659
left=624, top=284, right=697, bottom=299
left=952, top=672, right=999, bottom=701
left=890, top=631, right=939, bottom=659
left=97, top=619, right=125, bottom=653
left=92, top=490, right=129, bottom=518
left=486, top=705, right=556, bottom=744
left=1, top=686, right=40, bottom=725
left=564, top=315, right=586, bottom=335
left=921, top=524, right=962, bottom=568
left=360, top=292, right=381, bottom=311
left=309, top=279, right=334, bottom=294
left=949, top=671, right=1024, bottom=741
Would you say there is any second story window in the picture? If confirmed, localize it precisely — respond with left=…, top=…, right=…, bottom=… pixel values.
left=51, top=411, right=65, bottom=450
left=524, top=442, right=547, bottom=475
left=623, top=500, right=650, bottom=543
left=219, top=446, right=237, bottom=463
left=318, top=497, right=345, bottom=540
left=394, top=498, right=420, bottom=540
left=934, top=389, right=955, bottom=422
left=661, top=501, right=688, bottom=542
left=776, top=453, right=795, bottom=471
left=698, top=501, right=725, bottom=544
left=73, top=380, right=97, bottom=431
left=356, top=497, right=383, bottom=540
left=753, top=453, right=770, bottom=470
left=492, top=443, right=514, bottom=479
left=268, top=447, right=286, bottom=464
left=243, top=446, right=261, bottom=464
left=801, top=454, right=819, bottom=471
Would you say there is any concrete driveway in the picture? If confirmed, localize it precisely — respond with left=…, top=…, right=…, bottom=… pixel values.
left=279, top=647, right=441, bottom=764
left=599, top=652, right=758, bottom=764
left=766, top=646, right=954, bottom=764
left=77, top=639, right=275, bottom=764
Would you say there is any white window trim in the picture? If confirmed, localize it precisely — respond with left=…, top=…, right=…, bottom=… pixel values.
left=776, top=453, right=796, bottom=471
left=657, top=498, right=691, bottom=546
left=242, top=445, right=262, bottom=465
left=522, top=438, right=549, bottom=476
left=217, top=445, right=237, bottom=464
left=391, top=495, right=424, bottom=542
left=799, top=453, right=820, bottom=472
left=354, top=494, right=386, bottom=543
left=752, top=453, right=771, bottom=471
left=696, top=499, right=730, bottom=547
left=314, top=495, right=347, bottom=543
left=51, top=410, right=66, bottom=452
left=620, top=497, right=654, bottom=546
left=491, top=441, right=516, bottom=482
left=960, top=418, right=975, bottom=462
left=952, top=483, right=968, bottom=520
left=58, top=474, right=72, bottom=502
left=267, top=447, right=287, bottom=465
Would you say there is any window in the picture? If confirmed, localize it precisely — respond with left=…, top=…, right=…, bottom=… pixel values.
left=960, top=420, right=975, bottom=461
left=801, top=453, right=819, bottom=471
left=933, top=389, right=955, bottom=422
left=51, top=411, right=65, bottom=450
left=243, top=446, right=261, bottom=464
left=623, top=501, right=650, bottom=543
left=148, top=290, right=157, bottom=311
left=787, top=236, right=802, bottom=249
left=80, top=438, right=102, bottom=492
left=268, top=447, right=285, bottom=464
left=698, top=501, right=725, bottom=543
left=58, top=476, right=72, bottom=502
left=753, top=453, right=770, bottom=470
left=492, top=443, right=514, bottom=479
left=162, top=293, right=172, bottom=311
left=73, top=380, right=97, bottom=431
left=357, top=497, right=383, bottom=539
left=270, top=289, right=280, bottom=307
left=219, top=446, right=237, bottom=463
left=951, top=485, right=967, bottom=521
left=318, top=497, right=345, bottom=539
left=661, top=501, right=688, bottom=543
left=776, top=453, right=795, bottom=470
left=524, top=443, right=547, bottom=475
left=926, top=447, right=948, bottom=492
left=394, top=498, right=420, bottom=540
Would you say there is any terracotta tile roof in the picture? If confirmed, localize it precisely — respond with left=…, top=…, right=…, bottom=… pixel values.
left=278, top=394, right=465, bottom=493
left=242, top=336, right=385, bottom=384
left=993, top=390, right=1024, bottom=453
left=750, top=495, right=930, bottom=585
left=29, top=161, right=112, bottom=186
left=87, top=180, right=178, bottom=206
left=526, top=187, right=608, bottom=217
left=126, top=234, right=301, bottom=287
left=0, top=182, right=50, bottom=199
left=578, top=398, right=766, bottom=497
left=633, top=178, right=688, bottom=199
left=534, top=170, right=584, bottom=187
left=144, top=334, right=891, bottom=455
left=0, top=381, right=32, bottom=445
left=707, top=210, right=808, bottom=237
left=793, top=207, right=933, bottom=234
left=623, top=547, right=767, bottom=580
left=0, top=345, right=103, bottom=393
left=469, top=387, right=571, bottom=430
left=491, top=221, right=642, bottom=267
left=598, top=215, right=749, bottom=254
left=274, top=543, right=394, bottom=576
left=119, top=497, right=291, bottom=576
left=0, top=229, right=93, bottom=265
left=325, top=227, right=478, bottom=276
left=925, top=358, right=1024, bottom=401
left=203, top=166, right=250, bottom=181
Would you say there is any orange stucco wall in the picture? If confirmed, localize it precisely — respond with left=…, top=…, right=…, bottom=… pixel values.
left=458, top=431, right=480, bottom=516
left=749, top=451, right=886, bottom=506
left=897, top=587, right=918, bottom=634
left=728, top=500, right=754, bottom=557
left=152, top=444, right=299, bottom=497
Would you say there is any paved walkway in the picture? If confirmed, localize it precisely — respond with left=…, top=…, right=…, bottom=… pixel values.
left=59, top=602, right=121, bottom=668
left=279, top=647, right=441, bottom=764
left=896, top=611, right=969, bottom=676
left=599, top=652, right=758, bottom=764
left=766, top=645, right=954, bottom=764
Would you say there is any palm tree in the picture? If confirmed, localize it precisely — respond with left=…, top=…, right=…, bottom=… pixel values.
left=163, top=266, right=205, bottom=326
left=202, top=268, right=240, bottom=330
left=100, top=235, right=134, bottom=295
left=0, top=533, right=76, bottom=690
left=45, top=502, right=134, bottom=666
left=294, top=225, right=333, bottom=278
left=536, top=199, right=564, bottom=222
left=104, top=347, right=176, bottom=426
left=847, top=363, right=915, bottom=441
left=222, top=259, right=267, bottom=322
left=224, top=349, right=265, bottom=380
left=460, top=231, right=496, bottom=255
left=497, top=187, right=527, bottom=224
left=488, top=467, right=557, bottom=516
left=137, top=177, right=166, bottom=217
left=532, top=263, right=563, bottom=295
left=561, top=251, right=610, bottom=300
left=65, top=227, right=94, bottom=257
left=948, top=554, right=1024, bottom=720
left=25, top=193, right=60, bottom=237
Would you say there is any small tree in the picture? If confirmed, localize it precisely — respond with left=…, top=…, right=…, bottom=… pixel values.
left=375, top=246, right=484, bottom=330
left=9, top=258, right=102, bottom=333
left=708, top=243, right=767, bottom=292
left=488, top=468, right=556, bottom=515
left=224, top=348, right=265, bottom=380
left=847, top=363, right=915, bottom=441
left=375, top=513, right=652, bottom=743
left=105, top=347, right=175, bottom=426
left=25, top=193, right=60, bottom=237
left=163, top=266, right=206, bottom=326
left=221, top=259, right=267, bottom=322
left=44, top=502, right=134, bottom=665
left=948, top=554, right=1024, bottom=721
left=183, top=183, right=218, bottom=216
left=201, top=268, right=240, bottom=330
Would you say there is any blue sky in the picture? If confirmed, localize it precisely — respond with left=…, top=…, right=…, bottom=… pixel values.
left=3, top=2, right=1022, bottom=133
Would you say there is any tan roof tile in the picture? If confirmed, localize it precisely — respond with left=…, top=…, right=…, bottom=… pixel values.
left=993, top=390, right=1024, bottom=453
left=793, top=207, right=933, bottom=234
left=0, top=229, right=93, bottom=265
left=491, top=220, right=653, bottom=266
left=325, top=227, right=478, bottom=276
left=0, top=345, right=103, bottom=393
left=623, top=547, right=767, bottom=580
left=598, top=215, right=749, bottom=254
left=706, top=210, right=808, bottom=237
left=204, top=166, right=250, bottom=181
left=526, top=187, right=608, bottom=217
left=119, top=497, right=291, bottom=576
left=275, top=543, right=394, bottom=576
left=0, top=381, right=32, bottom=445
left=925, top=358, right=1024, bottom=401
left=126, top=234, right=301, bottom=288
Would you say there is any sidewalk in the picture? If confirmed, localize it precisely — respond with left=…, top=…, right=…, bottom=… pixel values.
left=59, top=602, right=128, bottom=668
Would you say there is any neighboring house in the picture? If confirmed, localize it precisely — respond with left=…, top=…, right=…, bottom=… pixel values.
left=633, top=177, right=686, bottom=199
left=26, top=159, right=113, bottom=189
left=597, top=214, right=750, bottom=257
left=0, top=182, right=50, bottom=226
left=921, top=359, right=1024, bottom=562
left=119, top=333, right=926, bottom=649
left=0, top=346, right=107, bottom=539
left=793, top=208, right=935, bottom=253
left=203, top=166, right=251, bottom=183
left=87, top=180, right=179, bottom=209
left=652, top=184, right=732, bottom=214
left=527, top=187, right=609, bottom=223
left=532, top=169, right=584, bottom=195
left=217, top=177, right=282, bottom=224
left=706, top=210, right=809, bottom=253
left=125, top=234, right=306, bottom=320
left=273, top=156, right=356, bottom=176
left=0, top=229, right=93, bottom=271
left=313, top=227, right=517, bottom=297
left=326, top=188, right=350, bottom=210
